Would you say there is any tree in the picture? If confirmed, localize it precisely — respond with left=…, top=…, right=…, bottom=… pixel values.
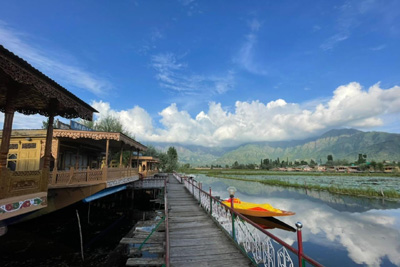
left=165, top=147, right=178, bottom=172
left=95, top=115, right=124, bottom=133
left=232, top=161, right=239, bottom=169
left=143, top=145, right=159, bottom=157
left=357, top=154, right=367, bottom=164
left=41, top=118, right=58, bottom=129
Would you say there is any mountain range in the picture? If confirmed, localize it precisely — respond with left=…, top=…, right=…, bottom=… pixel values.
left=148, top=129, right=400, bottom=166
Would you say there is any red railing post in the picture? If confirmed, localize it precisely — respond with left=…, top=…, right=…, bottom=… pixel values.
left=209, top=187, right=212, bottom=215
left=296, top=222, right=304, bottom=267
left=230, top=195, right=236, bottom=241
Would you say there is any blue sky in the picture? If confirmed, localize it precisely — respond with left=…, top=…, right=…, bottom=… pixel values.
left=1, top=0, right=400, bottom=147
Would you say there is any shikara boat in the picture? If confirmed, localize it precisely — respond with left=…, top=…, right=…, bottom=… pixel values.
left=222, top=198, right=295, bottom=217
left=243, top=215, right=296, bottom=232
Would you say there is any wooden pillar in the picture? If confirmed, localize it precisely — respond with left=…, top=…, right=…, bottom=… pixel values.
left=119, top=144, right=123, bottom=167
left=136, top=149, right=140, bottom=169
left=43, top=113, right=54, bottom=169
left=129, top=148, right=133, bottom=168
left=105, top=139, right=109, bottom=168
left=0, top=106, right=15, bottom=167
left=75, top=147, right=79, bottom=170
left=54, top=139, right=60, bottom=171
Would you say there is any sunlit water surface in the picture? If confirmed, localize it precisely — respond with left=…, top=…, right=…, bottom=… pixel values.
left=192, top=174, right=400, bottom=267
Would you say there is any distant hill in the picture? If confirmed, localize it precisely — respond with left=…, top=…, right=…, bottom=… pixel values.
left=147, top=129, right=400, bottom=166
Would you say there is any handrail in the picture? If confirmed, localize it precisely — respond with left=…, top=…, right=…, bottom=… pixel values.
left=180, top=173, right=325, bottom=267
left=164, top=176, right=170, bottom=267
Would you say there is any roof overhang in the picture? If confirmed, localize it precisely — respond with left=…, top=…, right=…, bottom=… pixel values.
left=0, top=45, right=97, bottom=120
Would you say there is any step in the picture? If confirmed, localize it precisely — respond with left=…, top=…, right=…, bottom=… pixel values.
left=129, top=244, right=165, bottom=255
left=126, top=257, right=165, bottom=266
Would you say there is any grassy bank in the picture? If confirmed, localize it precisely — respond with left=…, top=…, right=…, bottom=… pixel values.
left=185, top=169, right=400, bottom=199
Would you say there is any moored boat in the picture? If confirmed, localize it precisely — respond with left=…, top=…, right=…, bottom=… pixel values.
left=222, top=198, right=295, bottom=217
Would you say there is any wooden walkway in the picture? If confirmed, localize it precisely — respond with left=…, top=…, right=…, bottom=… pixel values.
left=167, top=176, right=253, bottom=267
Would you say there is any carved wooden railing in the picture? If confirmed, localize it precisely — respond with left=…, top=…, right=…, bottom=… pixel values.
left=106, top=167, right=138, bottom=181
left=0, top=168, right=47, bottom=199
left=49, top=167, right=139, bottom=187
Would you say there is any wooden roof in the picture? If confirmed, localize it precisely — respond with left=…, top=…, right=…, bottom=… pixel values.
left=0, top=45, right=97, bottom=120
left=2, top=129, right=147, bottom=151
left=53, top=129, right=147, bottom=151
left=138, top=156, right=160, bottom=163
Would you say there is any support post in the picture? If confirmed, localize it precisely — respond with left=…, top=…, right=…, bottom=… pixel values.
left=105, top=139, right=109, bottom=168
left=43, top=113, right=54, bottom=170
left=0, top=106, right=14, bottom=167
left=209, top=187, right=212, bottom=215
left=198, top=182, right=201, bottom=204
left=230, top=194, right=235, bottom=241
left=119, top=144, right=123, bottom=167
left=129, top=148, right=133, bottom=168
left=296, top=222, right=304, bottom=267
left=103, top=139, right=109, bottom=181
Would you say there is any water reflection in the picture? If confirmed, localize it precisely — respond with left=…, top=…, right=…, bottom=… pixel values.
left=194, top=174, right=400, bottom=267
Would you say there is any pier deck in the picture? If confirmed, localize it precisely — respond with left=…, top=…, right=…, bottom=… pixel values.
left=167, top=177, right=252, bottom=267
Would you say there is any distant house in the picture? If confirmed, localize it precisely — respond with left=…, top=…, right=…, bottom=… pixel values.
left=384, top=166, right=395, bottom=173
left=315, top=165, right=326, bottom=172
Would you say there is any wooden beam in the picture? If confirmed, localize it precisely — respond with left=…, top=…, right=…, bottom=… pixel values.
left=43, top=113, right=54, bottom=169
left=0, top=106, right=14, bottom=167
left=119, top=144, right=123, bottom=167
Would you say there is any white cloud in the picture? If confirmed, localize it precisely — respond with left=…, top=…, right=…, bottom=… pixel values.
left=2, top=82, right=399, bottom=146
left=151, top=53, right=234, bottom=95
left=0, top=21, right=112, bottom=96
left=370, top=44, right=387, bottom=51
left=82, top=82, right=400, bottom=147
left=234, top=18, right=268, bottom=75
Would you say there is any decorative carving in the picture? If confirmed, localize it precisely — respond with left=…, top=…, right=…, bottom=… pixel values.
left=0, top=46, right=95, bottom=120
left=22, top=143, right=36, bottom=149
left=11, top=179, right=38, bottom=190
left=0, top=196, right=47, bottom=214
left=53, top=130, right=146, bottom=150
left=9, top=144, right=18, bottom=149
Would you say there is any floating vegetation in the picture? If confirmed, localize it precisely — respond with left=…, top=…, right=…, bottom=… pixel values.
left=191, top=169, right=400, bottom=178
left=199, top=172, right=400, bottom=199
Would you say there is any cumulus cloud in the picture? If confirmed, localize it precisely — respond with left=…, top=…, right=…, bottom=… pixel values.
left=84, top=82, right=400, bottom=147
left=0, top=21, right=112, bottom=96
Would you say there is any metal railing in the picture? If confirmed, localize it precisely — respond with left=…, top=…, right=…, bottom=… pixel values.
left=164, top=176, right=170, bottom=267
left=175, top=173, right=324, bottom=267
left=132, top=177, right=166, bottom=189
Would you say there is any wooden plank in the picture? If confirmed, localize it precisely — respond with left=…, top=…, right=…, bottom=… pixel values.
left=170, top=258, right=252, bottom=267
left=133, top=232, right=165, bottom=238
left=120, top=237, right=164, bottom=244
left=170, top=252, right=247, bottom=262
left=170, top=245, right=238, bottom=256
left=130, top=244, right=164, bottom=254
left=126, top=258, right=165, bottom=266
left=166, top=176, right=252, bottom=266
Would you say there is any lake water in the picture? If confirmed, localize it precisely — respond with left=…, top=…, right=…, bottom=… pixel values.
left=193, top=174, right=400, bottom=267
